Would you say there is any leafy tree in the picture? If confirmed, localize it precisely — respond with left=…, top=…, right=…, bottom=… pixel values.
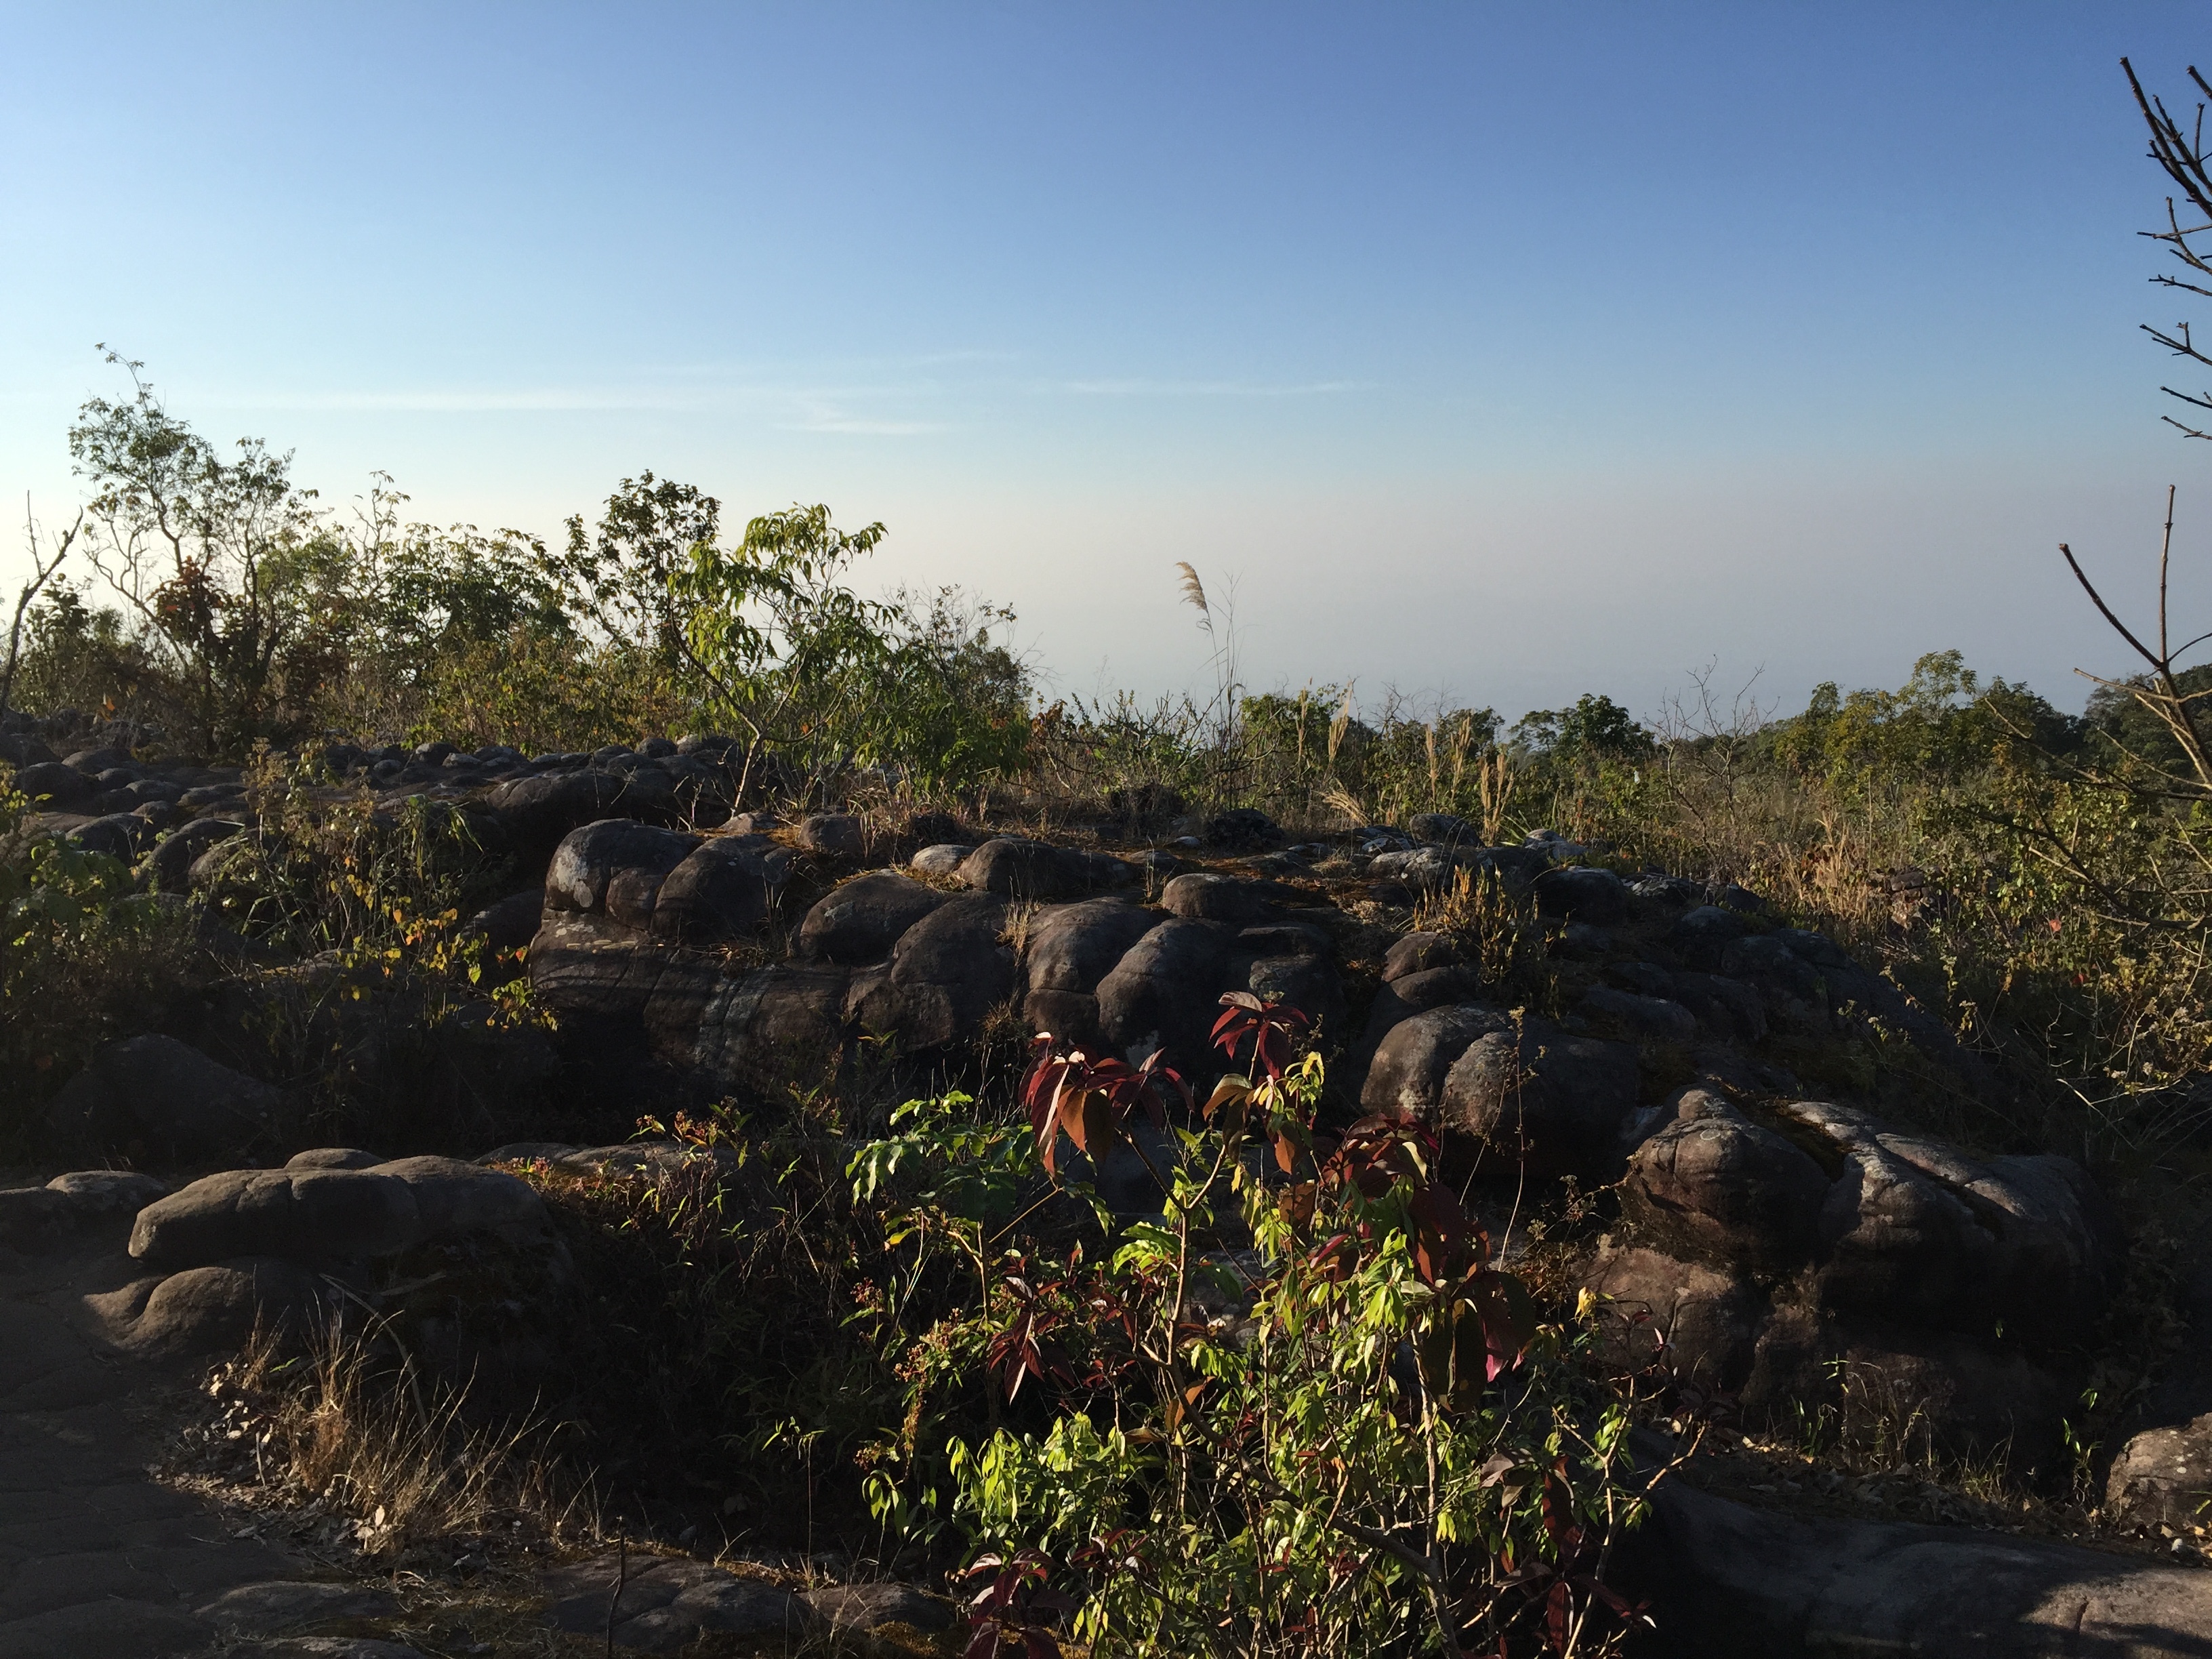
left=1511, top=693, right=1651, bottom=762
left=68, top=351, right=352, bottom=750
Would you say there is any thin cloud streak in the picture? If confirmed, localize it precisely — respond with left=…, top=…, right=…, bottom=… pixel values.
left=1059, top=377, right=1361, bottom=397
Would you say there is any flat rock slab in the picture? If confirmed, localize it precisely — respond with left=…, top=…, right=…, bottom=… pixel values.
left=0, top=1246, right=296, bottom=1658
left=198, top=1579, right=401, bottom=1635
left=254, top=1641, right=428, bottom=1658
left=543, top=1555, right=808, bottom=1651
left=1635, top=1478, right=2212, bottom=1656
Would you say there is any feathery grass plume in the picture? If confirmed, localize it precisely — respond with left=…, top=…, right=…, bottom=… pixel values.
left=1173, top=560, right=1210, bottom=631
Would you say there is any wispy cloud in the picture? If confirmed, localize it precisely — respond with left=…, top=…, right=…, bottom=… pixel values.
left=1059, top=377, right=1360, bottom=398
left=785, top=405, right=947, bottom=436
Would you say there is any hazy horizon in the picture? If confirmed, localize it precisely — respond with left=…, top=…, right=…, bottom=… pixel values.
left=9, top=3, right=2212, bottom=724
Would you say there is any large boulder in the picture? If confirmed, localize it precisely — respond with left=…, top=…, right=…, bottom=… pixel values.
left=647, top=834, right=790, bottom=947
left=1094, top=917, right=1236, bottom=1071
left=1161, top=873, right=1279, bottom=926
left=127, top=1158, right=544, bottom=1269
left=797, top=812, right=868, bottom=859
left=129, top=1168, right=422, bottom=1269
left=1534, top=865, right=1631, bottom=926
left=47, top=1034, right=282, bottom=1162
left=1023, top=899, right=1163, bottom=994
left=543, top=1555, right=811, bottom=1650
left=97, top=1258, right=335, bottom=1357
left=1438, top=1019, right=1640, bottom=1181
left=1586, top=1244, right=1768, bottom=1391
left=1620, top=1094, right=1832, bottom=1271
left=1359, top=1004, right=1515, bottom=1118
left=693, top=963, right=853, bottom=1092
left=0, top=1170, right=167, bottom=1252
left=487, top=769, right=679, bottom=870
left=960, top=838, right=1128, bottom=901
left=12, top=760, right=93, bottom=808
left=363, top=1155, right=548, bottom=1246
left=545, top=820, right=700, bottom=924
left=851, top=895, right=1017, bottom=1052
left=145, top=817, right=245, bottom=892
left=797, top=872, right=949, bottom=964
left=1629, top=1475, right=2212, bottom=1658
left=2108, top=1414, right=2212, bottom=1529
left=1780, top=1101, right=2120, bottom=1349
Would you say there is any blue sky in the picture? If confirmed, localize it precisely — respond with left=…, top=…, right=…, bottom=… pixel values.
left=5, top=3, right=2212, bottom=721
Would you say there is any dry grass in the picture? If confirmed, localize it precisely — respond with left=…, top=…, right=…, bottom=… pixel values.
left=172, top=1317, right=594, bottom=1570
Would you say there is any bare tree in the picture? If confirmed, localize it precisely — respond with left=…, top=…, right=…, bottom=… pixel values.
left=1, top=497, right=83, bottom=724
left=2127, top=58, right=2212, bottom=440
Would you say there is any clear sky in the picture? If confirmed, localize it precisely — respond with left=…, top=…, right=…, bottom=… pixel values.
left=6, top=3, right=2212, bottom=723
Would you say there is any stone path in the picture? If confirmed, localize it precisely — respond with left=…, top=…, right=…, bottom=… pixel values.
left=0, top=1215, right=288, bottom=1656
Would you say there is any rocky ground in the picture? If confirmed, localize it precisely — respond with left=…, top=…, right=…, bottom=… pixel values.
left=11, top=718, right=2212, bottom=1653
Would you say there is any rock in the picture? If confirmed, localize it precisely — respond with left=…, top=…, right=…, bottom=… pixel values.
left=1709, top=880, right=1768, bottom=914
left=798, top=812, right=868, bottom=859
left=797, top=872, right=949, bottom=963
left=197, top=1580, right=401, bottom=1636
left=129, top=1169, right=421, bottom=1269
left=1094, top=916, right=1235, bottom=1071
left=1023, top=987, right=1105, bottom=1049
left=1023, top=899, right=1163, bottom=994
left=1668, top=971, right=1770, bottom=1044
left=0, top=1187, right=85, bottom=1252
left=0, top=732, right=56, bottom=766
left=476, top=1141, right=581, bottom=1166
left=100, top=1257, right=334, bottom=1356
left=1407, top=811, right=1476, bottom=844
left=283, top=1149, right=387, bottom=1172
left=1359, top=1004, right=1515, bottom=1118
left=1361, top=964, right=1488, bottom=1054
left=529, top=911, right=716, bottom=1035
left=260, top=1640, right=429, bottom=1658
left=1633, top=873, right=1704, bottom=906
left=42, top=1168, right=168, bottom=1213
left=67, top=811, right=152, bottom=861
left=909, top=842, right=973, bottom=876
left=960, top=837, right=1126, bottom=901
left=647, top=834, right=790, bottom=947
left=903, top=809, right=965, bottom=846
left=1382, top=931, right=1461, bottom=981
left=1245, top=952, right=1345, bottom=1039
left=1667, top=904, right=1753, bottom=970
left=1204, top=807, right=1284, bottom=850
left=462, top=888, right=543, bottom=959
left=1719, top=933, right=1827, bottom=1007
left=363, top=1155, right=548, bottom=1246
left=542, top=1555, right=810, bottom=1652
left=804, top=1581, right=952, bottom=1634
left=1368, top=846, right=1458, bottom=889
left=1534, top=865, right=1631, bottom=926
left=1628, top=1475, right=2212, bottom=1658
left=1778, top=1101, right=2119, bottom=1349
left=1437, top=1019, right=1640, bottom=1182
left=1584, top=1244, right=1767, bottom=1391
left=63, top=746, right=131, bottom=774
left=487, top=769, right=677, bottom=869
left=694, top=964, right=853, bottom=1090
left=545, top=820, right=700, bottom=922
left=851, top=895, right=1017, bottom=1051
left=2108, top=1414, right=2212, bottom=1529
left=47, top=1034, right=283, bottom=1162
left=146, top=817, right=245, bottom=892
left=1580, top=983, right=1699, bottom=1044
left=1620, top=1101, right=1831, bottom=1271
left=1161, top=872, right=1279, bottom=926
